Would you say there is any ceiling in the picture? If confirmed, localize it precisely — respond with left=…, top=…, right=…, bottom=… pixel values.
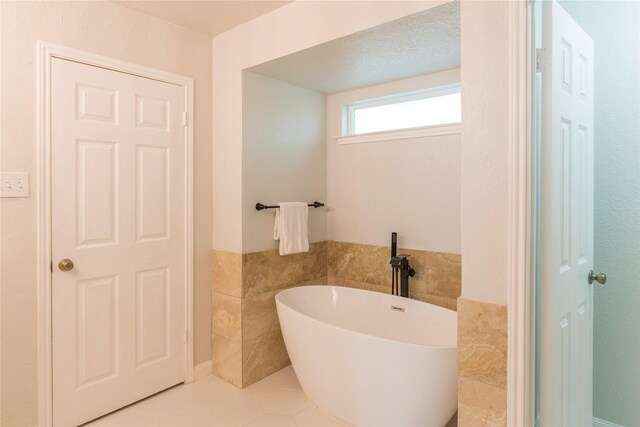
left=247, top=1, right=460, bottom=94
left=113, top=0, right=291, bottom=37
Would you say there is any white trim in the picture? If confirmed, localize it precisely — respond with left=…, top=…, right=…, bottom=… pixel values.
left=335, top=123, right=461, bottom=145
left=36, top=42, right=195, bottom=427
left=347, top=83, right=461, bottom=109
left=593, top=417, right=624, bottom=427
left=192, top=360, right=213, bottom=381
left=506, top=1, right=535, bottom=427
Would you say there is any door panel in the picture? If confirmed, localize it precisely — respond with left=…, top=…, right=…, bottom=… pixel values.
left=52, top=58, right=186, bottom=426
left=76, top=84, right=118, bottom=124
left=76, top=275, right=118, bottom=388
left=136, top=267, right=170, bottom=367
left=540, top=2, right=595, bottom=426
left=76, top=140, right=118, bottom=247
left=136, top=145, right=169, bottom=241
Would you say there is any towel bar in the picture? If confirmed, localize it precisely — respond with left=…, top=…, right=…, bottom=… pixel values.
left=255, top=201, right=324, bottom=211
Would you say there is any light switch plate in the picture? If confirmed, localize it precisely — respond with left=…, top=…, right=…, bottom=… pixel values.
left=0, top=172, right=30, bottom=198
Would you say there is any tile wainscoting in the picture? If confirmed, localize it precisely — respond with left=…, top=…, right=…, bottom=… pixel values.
left=212, top=243, right=327, bottom=387
left=211, top=250, right=243, bottom=386
left=457, top=298, right=508, bottom=426
left=212, top=240, right=462, bottom=388
left=242, top=242, right=327, bottom=387
left=327, top=241, right=461, bottom=310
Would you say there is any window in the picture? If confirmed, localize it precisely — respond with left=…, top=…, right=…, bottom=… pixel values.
left=342, top=85, right=461, bottom=139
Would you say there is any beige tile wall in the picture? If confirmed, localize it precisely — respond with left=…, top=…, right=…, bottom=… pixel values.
left=241, top=243, right=327, bottom=387
left=212, top=243, right=327, bottom=388
left=457, top=298, right=508, bottom=426
left=211, top=250, right=243, bottom=386
left=213, top=240, right=462, bottom=388
left=327, top=241, right=461, bottom=310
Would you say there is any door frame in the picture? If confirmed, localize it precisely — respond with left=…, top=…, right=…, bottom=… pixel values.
left=506, top=1, right=537, bottom=426
left=36, top=41, right=195, bottom=427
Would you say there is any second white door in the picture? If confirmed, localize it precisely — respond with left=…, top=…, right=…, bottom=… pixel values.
left=51, top=58, right=187, bottom=426
left=539, top=2, right=595, bottom=426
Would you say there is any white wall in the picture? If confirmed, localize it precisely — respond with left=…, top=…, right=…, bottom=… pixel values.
left=459, top=1, right=511, bottom=305
left=212, top=1, right=448, bottom=253
left=242, top=72, right=327, bottom=253
left=327, top=70, right=461, bottom=253
left=0, top=2, right=212, bottom=424
left=559, top=2, right=640, bottom=425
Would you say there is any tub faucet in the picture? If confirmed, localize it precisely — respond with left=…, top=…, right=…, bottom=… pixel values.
left=390, top=232, right=415, bottom=298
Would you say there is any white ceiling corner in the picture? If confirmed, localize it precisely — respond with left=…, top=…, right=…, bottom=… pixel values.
left=113, top=0, right=291, bottom=37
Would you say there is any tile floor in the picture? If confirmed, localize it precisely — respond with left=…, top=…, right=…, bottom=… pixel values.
left=85, top=366, right=346, bottom=427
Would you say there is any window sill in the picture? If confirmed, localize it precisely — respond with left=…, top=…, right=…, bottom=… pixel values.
left=335, top=123, right=461, bottom=145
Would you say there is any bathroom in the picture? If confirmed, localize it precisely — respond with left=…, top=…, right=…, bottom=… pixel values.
left=1, top=1, right=638, bottom=427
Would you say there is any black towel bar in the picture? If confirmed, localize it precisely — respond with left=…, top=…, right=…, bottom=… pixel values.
left=255, top=201, right=324, bottom=211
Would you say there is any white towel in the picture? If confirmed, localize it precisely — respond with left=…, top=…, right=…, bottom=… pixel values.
left=273, top=202, right=309, bottom=256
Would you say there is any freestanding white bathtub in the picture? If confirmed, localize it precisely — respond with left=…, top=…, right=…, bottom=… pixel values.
left=276, top=285, right=457, bottom=427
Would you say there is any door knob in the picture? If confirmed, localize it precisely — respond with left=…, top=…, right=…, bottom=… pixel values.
left=588, top=270, right=606, bottom=285
left=58, top=258, right=74, bottom=272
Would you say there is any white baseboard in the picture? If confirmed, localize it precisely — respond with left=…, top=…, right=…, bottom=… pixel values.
left=593, top=417, right=623, bottom=427
left=192, top=360, right=212, bottom=381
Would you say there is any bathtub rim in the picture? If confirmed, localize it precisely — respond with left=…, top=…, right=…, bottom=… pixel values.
left=276, top=285, right=457, bottom=350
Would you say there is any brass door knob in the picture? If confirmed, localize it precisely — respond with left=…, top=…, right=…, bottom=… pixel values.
left=588, top=269, right=606, bottom=285
left=58, top=258, right=74, bottom=272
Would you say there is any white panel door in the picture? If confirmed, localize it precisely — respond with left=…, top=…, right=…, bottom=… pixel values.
left=52, top=58, right=186, bottom=426
left=539, top=2, right=595, bottom=426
